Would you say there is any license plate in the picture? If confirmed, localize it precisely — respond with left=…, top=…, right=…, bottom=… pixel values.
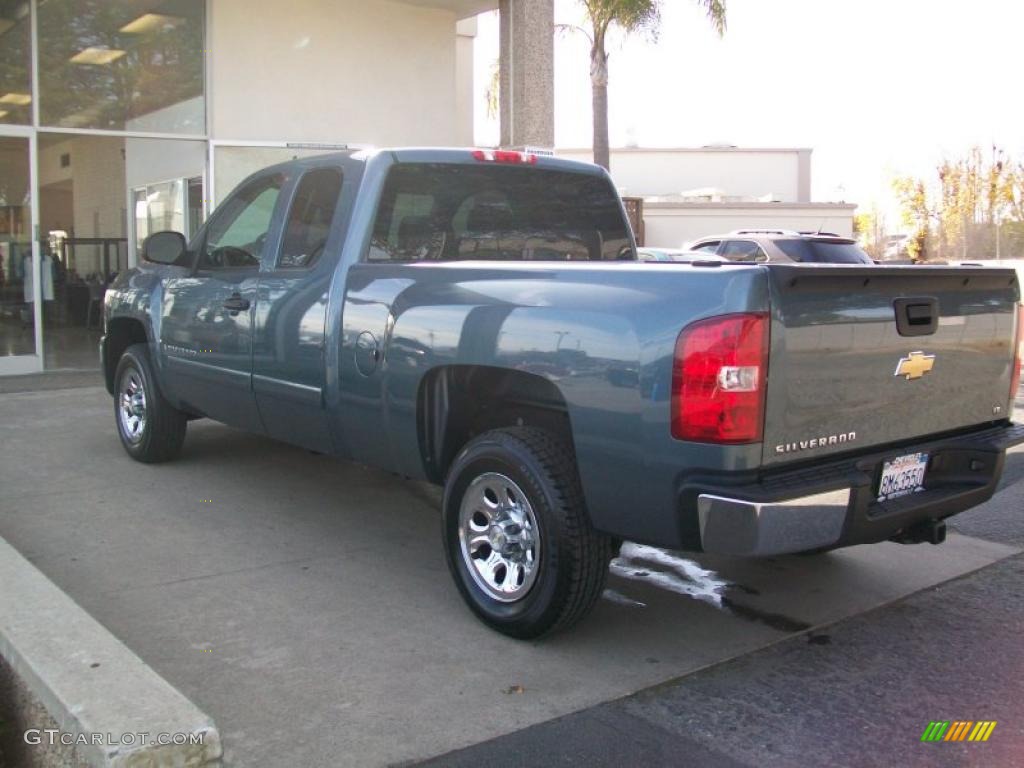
left=877, top=452, right=929, bottom=502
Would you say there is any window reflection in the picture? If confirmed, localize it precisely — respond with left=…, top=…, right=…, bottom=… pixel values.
left=0, top=1, right=32, bottom=126
left=38, top=0, right=205, bottom=133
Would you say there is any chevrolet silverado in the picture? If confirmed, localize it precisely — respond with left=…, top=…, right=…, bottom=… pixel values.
left=101, top=148, right=1024, bottom=637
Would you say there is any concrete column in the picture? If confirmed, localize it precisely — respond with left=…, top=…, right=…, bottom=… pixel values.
left=499, top=0, right=554, bottom=149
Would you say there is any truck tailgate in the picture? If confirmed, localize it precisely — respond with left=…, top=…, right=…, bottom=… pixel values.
left=763, top=265, right=1020, bottom=467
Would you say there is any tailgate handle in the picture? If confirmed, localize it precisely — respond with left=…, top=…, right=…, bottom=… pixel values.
left=894, top=297, right=938, bottom=337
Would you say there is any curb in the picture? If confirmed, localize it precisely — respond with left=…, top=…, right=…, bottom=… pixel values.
left=0, top=537, right=222, bottom=767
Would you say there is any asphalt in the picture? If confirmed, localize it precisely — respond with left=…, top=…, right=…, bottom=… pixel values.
left=0, top=383, right=1021, bottom=767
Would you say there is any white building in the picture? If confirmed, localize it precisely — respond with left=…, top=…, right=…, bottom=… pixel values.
left=557, top=146, right=856, bottom=247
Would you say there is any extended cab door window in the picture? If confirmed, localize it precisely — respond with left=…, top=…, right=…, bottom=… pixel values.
left=251, top=166, right=346, bottom=454
left=277, top=168, right=343, bottom=269
left=198, top=173, right=284, bottom=271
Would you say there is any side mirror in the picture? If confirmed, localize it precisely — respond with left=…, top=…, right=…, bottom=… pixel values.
left=142, top=231, right=187, bottom=265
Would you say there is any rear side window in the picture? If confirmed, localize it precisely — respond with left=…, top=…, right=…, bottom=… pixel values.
left=278, top=168, right=343, bottom=268
left=367, top=163, right=632, bottom=262
left=775, top=239, right=873, bottom=264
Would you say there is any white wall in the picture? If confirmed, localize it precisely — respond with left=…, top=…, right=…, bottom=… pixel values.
left=38, top=140, right=74, bottom=187
left=558, top=147, right=811, bottom=202
left=210, top=0, right=463, bottom=146
left=643, top=203, right=856, bottom=248
left=455, top=17, right=478, bottom=147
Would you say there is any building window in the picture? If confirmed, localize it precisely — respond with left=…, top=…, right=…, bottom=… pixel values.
left=37, top=0, right=206, bottom=133
left=133, top=176, right=205, bottom=254
left=0, top=0, right=33, bottom=126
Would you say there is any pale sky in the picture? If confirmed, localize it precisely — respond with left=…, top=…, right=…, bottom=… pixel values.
left=473, top=0, right=1024, bottom=218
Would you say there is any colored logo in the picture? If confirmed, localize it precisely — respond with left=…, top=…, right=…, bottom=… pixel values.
left=921, top=721, right=997, bottom=742
left=895, top=351, right=936, bottom=380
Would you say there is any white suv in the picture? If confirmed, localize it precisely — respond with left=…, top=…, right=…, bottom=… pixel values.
left=687, top=230, right=874, bottom=264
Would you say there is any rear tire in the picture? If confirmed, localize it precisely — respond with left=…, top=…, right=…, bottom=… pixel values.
left=113, top=343, right=187, bottom=463
left=442, top=427, right=613, bottom=639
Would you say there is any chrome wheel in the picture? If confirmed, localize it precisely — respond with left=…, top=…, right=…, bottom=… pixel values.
left=118, top=369, right=148, bottom=444
left=458, top=472, right=541, bottom=603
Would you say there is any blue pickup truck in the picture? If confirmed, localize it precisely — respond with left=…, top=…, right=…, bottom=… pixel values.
left=102, top=148, right=1024, bottom=637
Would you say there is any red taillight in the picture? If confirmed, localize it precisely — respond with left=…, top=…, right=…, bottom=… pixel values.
left=671, top=313, right=769, bottom=443
left=471, top=149, right=538, bottom=165
left=1011, top=304, right=1023, bottom=402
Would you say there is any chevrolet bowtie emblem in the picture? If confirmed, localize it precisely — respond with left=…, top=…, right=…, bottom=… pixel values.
left=895, top=351, right=936, bottom=380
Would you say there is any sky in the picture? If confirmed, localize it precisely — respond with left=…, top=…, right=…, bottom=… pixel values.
left=472, top=0, right=1024, bottom=219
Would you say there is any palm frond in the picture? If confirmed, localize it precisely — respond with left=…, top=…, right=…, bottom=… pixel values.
left=698, top=0, right=728, bottom=36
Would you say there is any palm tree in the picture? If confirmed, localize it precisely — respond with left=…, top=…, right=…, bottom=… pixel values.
left=565, top=1, right=727, bottom=170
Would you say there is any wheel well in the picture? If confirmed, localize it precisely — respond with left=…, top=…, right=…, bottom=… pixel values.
left=104, top=318, right=148, bottom=394
left=418, top=365, right=574, bottom=483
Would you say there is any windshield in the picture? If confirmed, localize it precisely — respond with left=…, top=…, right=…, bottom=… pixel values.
left=368, top=163, right=634, bottom=262
left=774, top=239, right=873, bottom=264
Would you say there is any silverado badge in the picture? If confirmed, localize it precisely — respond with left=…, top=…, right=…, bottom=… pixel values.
left=895, top=351, right=935, bottom=380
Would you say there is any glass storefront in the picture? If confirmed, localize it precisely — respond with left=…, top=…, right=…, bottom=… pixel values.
left=31, top=132, right=206, bottom=369
left=0, top=0, right=208, bottom=374
left=37, top=0, right=205, bottom=133
left=0, top=1, right=32, bottom=127
left=0, top=132, right=35, bottom=361
left=0, top=2, right=352, bottom=374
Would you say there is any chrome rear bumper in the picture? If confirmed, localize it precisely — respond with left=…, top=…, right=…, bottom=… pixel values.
left=697, top=488, right=851, bottom=556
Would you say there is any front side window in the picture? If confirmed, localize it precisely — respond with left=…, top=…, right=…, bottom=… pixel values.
left=720, top=240, right=766, bottom=262
left=278, top=168, right=343, bottom=268
left=692, top=241, right=720, bottom=254
left=368, top=164, right=632, bottom=263
left=198, top=174, right=283, bottom=271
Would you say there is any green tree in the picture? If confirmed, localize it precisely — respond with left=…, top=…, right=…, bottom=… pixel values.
left=892, top=176, right=931, bottom=261
left=854, top=206, right=887, bottom=259
left=894, top=146, right=1024, bottom=261
left=564, top=1, right=726, bottom=170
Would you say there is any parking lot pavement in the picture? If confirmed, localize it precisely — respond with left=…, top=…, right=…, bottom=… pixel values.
left=1, top=387, right=1021, bottom=767
left=417, top=551, right=1024, bottom=768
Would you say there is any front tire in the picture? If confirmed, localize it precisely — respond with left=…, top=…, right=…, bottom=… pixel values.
left=442, top=427, right=613, bottom=639
left=114, top=343, right=187, bottom=463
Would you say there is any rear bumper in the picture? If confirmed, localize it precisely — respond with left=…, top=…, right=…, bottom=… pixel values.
left=683, top=422, right=1024, bottom=556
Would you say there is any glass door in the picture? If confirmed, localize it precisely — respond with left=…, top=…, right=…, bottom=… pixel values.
left=0, top=127, right=40, bottom=375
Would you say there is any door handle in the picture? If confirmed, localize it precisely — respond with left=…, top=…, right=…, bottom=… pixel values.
left=894, top=297, right=937, bottom=337
left=223, top=294, right=250, bottom=313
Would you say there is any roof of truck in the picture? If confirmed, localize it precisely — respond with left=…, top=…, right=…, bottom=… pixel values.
left=255, top=147, right=608, bottom=177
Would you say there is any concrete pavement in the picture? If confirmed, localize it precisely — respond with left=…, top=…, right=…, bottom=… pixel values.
left=417, top=551, right=1024, bottom=768
left=0, top=385, right=1021, bottom=766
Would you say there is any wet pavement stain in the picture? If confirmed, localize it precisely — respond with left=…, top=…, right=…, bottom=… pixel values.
left=602, top=588, right=647, bottom=608
left=719, top=596, right=812, bottom=633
